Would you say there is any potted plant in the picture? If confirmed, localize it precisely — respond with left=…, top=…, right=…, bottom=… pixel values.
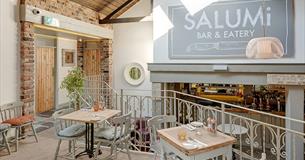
left=60, top=67, right=84, bottom=110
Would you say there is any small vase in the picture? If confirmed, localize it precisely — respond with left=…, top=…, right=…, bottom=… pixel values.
left=93, top=102, right=100, bottom=112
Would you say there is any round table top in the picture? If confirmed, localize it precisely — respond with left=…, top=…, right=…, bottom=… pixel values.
left=217, top=124, right=248, bottom=135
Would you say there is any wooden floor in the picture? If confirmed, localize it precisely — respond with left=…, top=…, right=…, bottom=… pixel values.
left=0, top=128, right=155, bottom=160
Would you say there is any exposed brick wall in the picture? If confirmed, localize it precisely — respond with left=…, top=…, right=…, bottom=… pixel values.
left=77, top=41, right=84, bottom=68
left=100, top=39, right=113, bottom=87
left=20, top=0, right=111, bottom=29
left=20, top=21, right=35, bottom=115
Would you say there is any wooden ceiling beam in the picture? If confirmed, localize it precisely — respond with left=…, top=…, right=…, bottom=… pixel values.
left=99, top=17, right=146, bottom=24
left=102, top=0, right=134, bottom=20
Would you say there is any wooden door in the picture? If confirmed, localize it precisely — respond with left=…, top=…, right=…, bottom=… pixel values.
left=83, top=49, right=101, bottom=76
left=83, top=49, right=102, bottom=101
left=35, top=47, right=55, bottom=113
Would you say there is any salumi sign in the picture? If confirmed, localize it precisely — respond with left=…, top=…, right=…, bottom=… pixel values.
left=168, top=0, right=294, bottom=59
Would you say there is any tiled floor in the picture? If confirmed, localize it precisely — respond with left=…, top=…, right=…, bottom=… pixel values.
left=0, top=127, right=155, bottom=160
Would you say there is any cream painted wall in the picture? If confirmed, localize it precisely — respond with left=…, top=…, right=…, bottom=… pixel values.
left=55, top=38, right=77, bottom=107
left=0, top=0, right=20, bottom=105
left=153, top=0, right=305, bottom=64
left=113, top=0, right=153, bottom=94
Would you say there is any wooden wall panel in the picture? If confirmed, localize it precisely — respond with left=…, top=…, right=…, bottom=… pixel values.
left=35, top=47, right=55, bottom=113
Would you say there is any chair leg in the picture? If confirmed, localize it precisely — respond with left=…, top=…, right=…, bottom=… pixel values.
left=2, top=132, right=11, bottom=155
left=54, top=139, right=62, bottom=160
left=15, top=127, right=19, bottom=152
left=114, top=144, right=118, bottom=159
left=110, top=144, right=114, bottom=155
left=68, top=140, right=72, bottom=153
left=31, top=123, right=38, bottom=143
left=153, top=153, right=157, bottom=160
left=94, top=141, right=101, bottom=159
left=71, top=140, right=76, bottom=159
left=125, top=142, right=131, bottom=160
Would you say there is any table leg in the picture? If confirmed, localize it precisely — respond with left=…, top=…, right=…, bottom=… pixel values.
left=86, top=123, right=89, bottom=151
left=89, top=123, right=94, bottom=157
left=76, top=123, right=94, bottom=158
left=226, top=146, right=233, bottom=160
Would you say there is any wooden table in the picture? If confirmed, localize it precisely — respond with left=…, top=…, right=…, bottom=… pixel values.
left=158, top=126, right=236, bottom=160
left=59, top=109, right=121, bottom=158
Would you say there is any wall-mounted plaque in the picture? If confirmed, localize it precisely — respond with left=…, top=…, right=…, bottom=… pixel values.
left=168, top=0, right=294, bottom=59
left=62, top=49, right=76, bottom=67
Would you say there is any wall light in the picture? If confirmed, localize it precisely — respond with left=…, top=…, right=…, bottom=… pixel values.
left=33, top=24, right=102, bottom=39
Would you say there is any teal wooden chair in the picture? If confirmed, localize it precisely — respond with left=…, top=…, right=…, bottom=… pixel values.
left=94, top=112, right=132, bottom=160
left=147, top=115, right=177, bottom=160
left=0, top=123, right=11, bottom=155
left=53, top=108, right=86, bottom=160
left=0, top=102, right=38, bottom=152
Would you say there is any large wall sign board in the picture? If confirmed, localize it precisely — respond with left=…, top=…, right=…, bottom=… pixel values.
left=168, top=0, right=294, bottom=59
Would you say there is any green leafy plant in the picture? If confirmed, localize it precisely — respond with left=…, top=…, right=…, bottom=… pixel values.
left=60, top=67, right=84, bottom=110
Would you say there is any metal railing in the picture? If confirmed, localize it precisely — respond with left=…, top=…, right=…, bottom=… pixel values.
left=77, top=75, right=305, bottom=160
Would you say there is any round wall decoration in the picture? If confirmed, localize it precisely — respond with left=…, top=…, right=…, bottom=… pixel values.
left=124, top=63, right=145, bottom=86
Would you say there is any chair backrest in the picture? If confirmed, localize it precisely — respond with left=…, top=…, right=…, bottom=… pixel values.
left=147, top=115, right=176, bottom=145
left=0, top=102, right=23, bottom=121
left=52, top=108, right=75, bottom=134
left=56, top=102, right=72, bottom=110
left=112, top=112, right=132, bottom=141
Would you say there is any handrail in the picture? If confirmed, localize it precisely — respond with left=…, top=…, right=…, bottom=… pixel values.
left=120, top=90, right=305, bottom=125
left=83, top=76, right=305, bottom=126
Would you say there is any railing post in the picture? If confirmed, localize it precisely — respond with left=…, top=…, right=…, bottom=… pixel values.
left=120, top=89, right=124, bottom=114
left=221, top=103, right=225, bottom=133
left=115, top=92, right=118, bottom=110
left=173, top=92, right=177, bottom=118
left=163, top=89, right=167, bottom=115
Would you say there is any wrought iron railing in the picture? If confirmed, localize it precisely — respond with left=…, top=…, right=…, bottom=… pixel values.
left=78, top=75, right=305, bottom=160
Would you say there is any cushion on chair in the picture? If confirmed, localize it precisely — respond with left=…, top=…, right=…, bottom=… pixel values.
left=95, top=126, right=125, bottom=140
left=0, top=123, right=11, bottom=132
left=58, top=124, right=86, bottom=137
left=3, top=115, right=34, bottom=126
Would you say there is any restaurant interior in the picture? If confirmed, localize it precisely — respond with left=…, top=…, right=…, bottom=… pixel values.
left=0, top=0, right=304, bottom=160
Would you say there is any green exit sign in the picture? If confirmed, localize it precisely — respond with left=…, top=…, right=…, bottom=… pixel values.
left=43, top=16, right=60, bottom=27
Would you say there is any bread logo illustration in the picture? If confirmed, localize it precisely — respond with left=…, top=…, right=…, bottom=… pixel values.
left=246, top=37, right=284, bottom=59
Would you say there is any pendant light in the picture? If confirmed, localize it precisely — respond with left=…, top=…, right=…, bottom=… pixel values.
left=246, top=0, right=284, bottom=59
